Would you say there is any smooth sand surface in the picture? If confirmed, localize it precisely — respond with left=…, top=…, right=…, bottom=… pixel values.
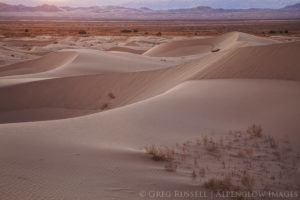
left=0, top=79, right=299, bottom=200
left=0, top=32, right=299, bottom=199
left=143, top=32, right=278, bottom=57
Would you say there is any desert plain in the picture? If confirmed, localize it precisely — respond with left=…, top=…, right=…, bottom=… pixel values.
left=0, top=20, right=300, bottom=200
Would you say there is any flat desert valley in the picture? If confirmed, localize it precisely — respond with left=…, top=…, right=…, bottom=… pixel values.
left=0, top=20, right=300, bottom=200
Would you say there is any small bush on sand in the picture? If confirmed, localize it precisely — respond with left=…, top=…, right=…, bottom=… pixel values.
left=247, top=124, right=263, bottom=138
left=266, top=136, right=278, bottom=149
left=108, top=93, right=116, bottom=99
left=121, top=29, right=132, bottom=33
left=269, top=30, right=276, bottom=34
left=78, top=30, right=87, bottom=34
left=202, top=135, right=208, bottom=145
left=236, top=151, right=245, bottom=158
left=206, top=142, right=219, bottom=154
left=241, top=172, right=255, bottom=190
left=204, top=175, right=232, bottom=191
left=101, top=103, right=109, bottom=110
left=157, top=32, right=162, bottom=36
left=145, top=144, right=175, bottom=161
left=273, top=151, right=281, bottom=160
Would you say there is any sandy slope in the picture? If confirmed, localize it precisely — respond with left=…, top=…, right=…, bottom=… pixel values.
left=193, top=41, right=300, bottom=80
left=0, top=32, right=299, bottom=199
left=0, top=79, right=299, bottom=200
left=143, top=32, right=278, bottom=57
left=105, top=46, right=146, bottom=54
left=0, top=34, right=299, bottom=123
left=0, top=52, right=78, bottom=76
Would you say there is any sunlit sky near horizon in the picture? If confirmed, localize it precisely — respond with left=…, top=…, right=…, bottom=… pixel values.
left=1, top=0, right=300, bottom=9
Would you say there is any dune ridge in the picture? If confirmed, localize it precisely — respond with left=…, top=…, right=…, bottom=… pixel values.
left=0, top=32, right=299, bottom=124
left=143, top=32, right=278, bottom=57
left=0, top=51, right=78, bottom=77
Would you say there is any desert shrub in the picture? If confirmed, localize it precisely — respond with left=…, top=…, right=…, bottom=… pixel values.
left=204, top=175, right=232, bottom=191
left=25, top=29, right=29, bottom=33
left=206, top=142, right=219, bottom=154
left=133, top=29, right=139, bottom=33
left=247, top=124, right=263, bottom=138
left=236, top=151, right=245, bottom=158
left=192, top=170, right=197, bottom=178
left=211, top=48, right=220, bottom=52
left=202, top=135, right=208, bottom=145
left=145, top=144, right=175, bottom=161
left=101, top=103, right=109, bottom=110
left=157, top=32, right=162, bottom=36
left=266, top=136, right=278, bottom=149
left=241, top=173, right=255, bottom=190
left=285, top=29, right=289, bottom=34
left=145, top=32, right=149, bottom=35
left=245, top=149, right=253, bottom=157
left=121, top=29, right=132, bottom=33
left=269, top=30, right=276, bottom=34
left=78, top=30, right=87, bottom=34
left=273, top=151, right=280, bottom=160
left=108, top=93, right=116, bottom=99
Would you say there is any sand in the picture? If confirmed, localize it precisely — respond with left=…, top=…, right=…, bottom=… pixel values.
left=0, top=32, right=299, bottom=200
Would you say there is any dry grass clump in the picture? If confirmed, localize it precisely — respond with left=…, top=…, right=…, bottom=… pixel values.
left=203, top=175, right=232, bottom=191
left=202, top=135, right=208, bottom=145
left=108, top=92, right=116, bottom=99
left=247, top=124, right=263, bottom=138
left=145, top=144, right=175, bottom=161
left=273, top=151, right=281, bottom=161
left=101, top=103, right=109, bottom=110
left=245, top=149, right=253, bottom=157
left=78, top=30, right=87, bottom=34
left=205, top=139, right=219, bottom=155
left=265, top=136, right=278, bottom=149
left=236, top=151, right=245, bottom=158
left=241, top=172, right=255, bottom=190
left=206, top=143, right=219, bottom=154
left=144, top=124, right=298, bottom=191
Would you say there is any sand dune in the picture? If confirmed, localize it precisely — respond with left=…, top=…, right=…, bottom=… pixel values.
left=0, top=51, right=78, bottom=76
left=0, top=32, right=299, bottom=199
left=143, top=32, right=277, bottom=57
left=193, top=41, right=300, bottom=81
left=0, top=32, right=299, bottom=123
left=0, top=79, right=299, bottom=200
left=0, top=49, right=226, bottom=122
left=105, top=46, right=146, bottom=54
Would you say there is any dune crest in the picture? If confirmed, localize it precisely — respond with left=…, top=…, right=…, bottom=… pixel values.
left=0, top=32, right=298, bottom=124
left=0, top=51, right=78, bottom=77
left=143, top=32, right=277, bottom=57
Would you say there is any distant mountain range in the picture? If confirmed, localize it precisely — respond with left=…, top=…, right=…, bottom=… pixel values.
left=0, top=2, right=300, bottom=20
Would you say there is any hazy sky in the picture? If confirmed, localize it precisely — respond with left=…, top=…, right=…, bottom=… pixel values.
left=2, top=0, right=300, bottom=9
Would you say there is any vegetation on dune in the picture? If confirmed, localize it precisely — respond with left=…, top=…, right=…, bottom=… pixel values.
left=144, top=124, right=298, bottom=192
